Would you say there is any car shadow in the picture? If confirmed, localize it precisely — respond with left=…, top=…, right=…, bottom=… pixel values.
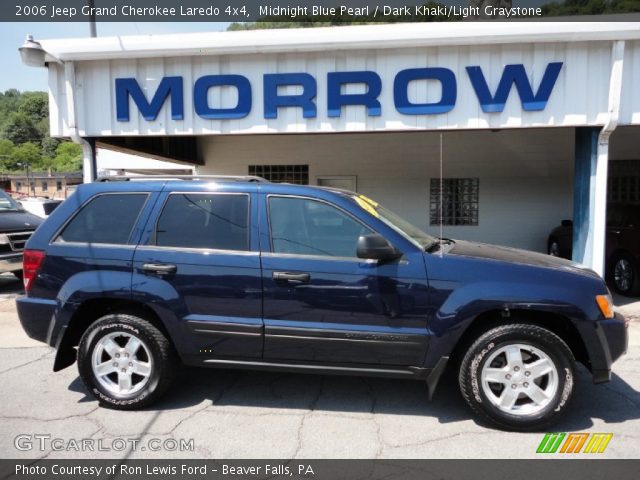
left=67, top=363, right=640, bottom=430
left=0, top=272, right=23, bottom=295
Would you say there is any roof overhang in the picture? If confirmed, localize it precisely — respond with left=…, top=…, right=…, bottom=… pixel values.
left=34, top=22, right=640, bottom=63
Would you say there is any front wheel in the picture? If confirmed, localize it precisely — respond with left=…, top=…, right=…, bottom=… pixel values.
left=77, top=313, right=177, bottom=409
left=459, top=323, right=575, bottom=431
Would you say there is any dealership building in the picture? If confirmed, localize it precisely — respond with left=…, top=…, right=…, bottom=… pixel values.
left=20, top=22, right=640, bottom=275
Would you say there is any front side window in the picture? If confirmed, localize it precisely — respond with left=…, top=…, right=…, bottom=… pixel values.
left=155, top=193, right=249, bottom=251
left=269, top=196, right=372, bottom=257
left=58, top=193, right=147, bottom=244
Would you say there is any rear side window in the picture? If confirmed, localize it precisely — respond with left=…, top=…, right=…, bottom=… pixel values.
left=58, top=194, right=147, bottom=244
left=155, top=193, right=249, bottom=251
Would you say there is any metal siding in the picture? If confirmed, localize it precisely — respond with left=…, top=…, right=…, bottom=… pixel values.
left=621, top=40, right=640, bottom=125
left=49, top=40, right=640, bottom=138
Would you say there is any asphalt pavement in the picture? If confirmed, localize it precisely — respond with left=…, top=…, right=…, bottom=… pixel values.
left=0, top=272, right=638, bottom=459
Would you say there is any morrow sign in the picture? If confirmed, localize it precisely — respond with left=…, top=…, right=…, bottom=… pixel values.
left=115, top=62, right=563, bottom=122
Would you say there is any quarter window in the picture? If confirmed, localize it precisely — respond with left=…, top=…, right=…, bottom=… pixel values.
left=155, top=194, right=249, bottom=251
left=268, top=196, right=372, bottom=257
left=58, top=194, right=147, bottom=244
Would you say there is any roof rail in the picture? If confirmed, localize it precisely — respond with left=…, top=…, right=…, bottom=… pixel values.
left=96, top=174, right=267, bottom=183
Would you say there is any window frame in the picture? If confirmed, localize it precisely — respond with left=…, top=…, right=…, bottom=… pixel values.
left=265, top=194, right=376, bottom=260
left=150, top=191, right=251, bottom=253
left=52, top=192, right=150, bottom=247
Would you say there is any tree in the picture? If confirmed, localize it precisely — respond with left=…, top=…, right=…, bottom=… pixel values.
left=52, top=142, right=82, bottom=172
left=41, top=136, right=61, bottom=159
left=0, top=139, right=15, bottom=172
left=1, top=112, right=42, bottom=145
left=10, top=142, right=42, bottom=171
left=18, top=93, right=48, bottom=122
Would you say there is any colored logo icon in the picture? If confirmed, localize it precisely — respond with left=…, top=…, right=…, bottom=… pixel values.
left=537, top=433, right=613, bottom=454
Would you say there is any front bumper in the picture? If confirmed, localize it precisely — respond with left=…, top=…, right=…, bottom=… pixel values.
left=589, top=312, right=629, bottom=383
left=0, top=253, right=23, bottom=273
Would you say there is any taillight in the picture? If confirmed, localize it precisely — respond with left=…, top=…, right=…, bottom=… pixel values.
left=23, top=249, right=45, bottom=293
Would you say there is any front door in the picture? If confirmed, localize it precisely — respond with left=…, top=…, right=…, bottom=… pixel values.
left=260, top=194, right=430, bottom=366
left=133, top=189, right=263, bottom=360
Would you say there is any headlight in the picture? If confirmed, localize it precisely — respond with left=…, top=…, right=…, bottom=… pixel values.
left=596, top=294, right=615, bottom=319
left=0, top=234, right=9, bottom=245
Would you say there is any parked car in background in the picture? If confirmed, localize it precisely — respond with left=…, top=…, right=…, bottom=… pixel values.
left=18, top=197, right=63, bottom=218
left=17, top=177, right=628, bottom=431
left=0, top=189, right=43, bottom=279
left=548, top=203, right=640, bottom=296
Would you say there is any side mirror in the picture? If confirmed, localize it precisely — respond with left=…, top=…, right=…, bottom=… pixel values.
left=357, top=234, right=402, bottom=261
left=561, top=219, right=573, bottom=227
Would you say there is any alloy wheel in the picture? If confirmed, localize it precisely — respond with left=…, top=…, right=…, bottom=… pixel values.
left=91, top=332, right=153, bottom=396
left=614, top=258, right=633, bottom=293
left=480, top=343, right=558, bottom=416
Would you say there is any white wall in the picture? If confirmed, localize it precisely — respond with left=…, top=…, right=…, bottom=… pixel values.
left=197, top=128, right=574, bottom=253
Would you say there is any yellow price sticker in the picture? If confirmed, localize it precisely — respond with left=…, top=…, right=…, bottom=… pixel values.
left=355, top=196, right=379, bottom=218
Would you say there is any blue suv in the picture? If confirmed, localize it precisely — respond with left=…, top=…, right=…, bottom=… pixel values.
left=17, top=176, right=628, bottom=430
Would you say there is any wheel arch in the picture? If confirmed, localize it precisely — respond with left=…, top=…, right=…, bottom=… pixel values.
left=54, top=298, right=174, bottom=371
left=447, top=309, right=590, bottom=372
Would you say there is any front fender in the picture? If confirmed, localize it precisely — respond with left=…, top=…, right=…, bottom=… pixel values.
left=423, top=279, right=598, bottom=368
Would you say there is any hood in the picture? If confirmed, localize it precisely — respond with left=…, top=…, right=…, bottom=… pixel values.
left=446, top=239, right=600, bottom=278
left=0, top=210, right=43, bottom=232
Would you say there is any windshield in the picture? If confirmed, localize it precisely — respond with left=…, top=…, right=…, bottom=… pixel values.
left=0, top=190, right=23, bottom=212
left=351, top=194, right=437, bottom=249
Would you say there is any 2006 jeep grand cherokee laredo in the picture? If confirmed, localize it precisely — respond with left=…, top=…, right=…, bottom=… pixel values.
left=17, top=176, right=628, bottom=430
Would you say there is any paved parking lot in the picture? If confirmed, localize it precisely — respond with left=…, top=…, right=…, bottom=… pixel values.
left=0, top=272, right=638, bottom=459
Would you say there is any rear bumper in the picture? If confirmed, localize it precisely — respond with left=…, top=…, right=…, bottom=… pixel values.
left=16, top=296, right=58, bottom=345
left=0, top=253, right=22, bottom=273
left=589, top=312, right=629, bottom=384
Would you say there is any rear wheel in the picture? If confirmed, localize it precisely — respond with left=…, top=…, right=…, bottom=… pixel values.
left=77, top=313, right=177, bottom=409
left=459, top=323, right=575, bottom=431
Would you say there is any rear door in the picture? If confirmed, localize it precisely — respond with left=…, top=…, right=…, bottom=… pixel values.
left=132, top=185, right=263, bottom=361
left=259, top=193, right=430, bottom=366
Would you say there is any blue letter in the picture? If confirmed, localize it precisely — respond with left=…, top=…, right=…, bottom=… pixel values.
left=394, top=68, right=456, bottom=115
left=264, top=73, right=317, bottom=119
left=327, top=71, right=382, bottom=117
left=116, top=77, right=183, bottom=122
left=466, top=62, right=563, bottom=113
left=194, top=75, right=252, bottom=119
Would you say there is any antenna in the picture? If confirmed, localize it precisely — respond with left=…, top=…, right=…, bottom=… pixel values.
left=439, top=132, right=444, bottom=258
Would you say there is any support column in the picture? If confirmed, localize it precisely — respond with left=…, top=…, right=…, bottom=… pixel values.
left=572, top=127, right=607, bottom=275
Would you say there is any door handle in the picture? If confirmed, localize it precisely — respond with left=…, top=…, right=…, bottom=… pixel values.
left=273, top=271, right=311, bottom=284
left=142, top=263, right=177, bottom=275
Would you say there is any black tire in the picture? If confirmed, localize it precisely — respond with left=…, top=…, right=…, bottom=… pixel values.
left=459, top=323, right=575, bottom=431
left=77, top=313, right=177, bottom=410
left=610, top=252, right=640, bottom=296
